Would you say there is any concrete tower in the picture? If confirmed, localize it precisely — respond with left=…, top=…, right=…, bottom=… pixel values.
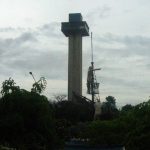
left=61, top=13, right=89, bottom=101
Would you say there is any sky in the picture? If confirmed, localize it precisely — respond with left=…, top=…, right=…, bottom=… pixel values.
left=0, top=0, right=150, bottom=106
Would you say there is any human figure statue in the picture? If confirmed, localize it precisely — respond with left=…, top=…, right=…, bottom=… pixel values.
left=87, top=66, right=93, bottom=94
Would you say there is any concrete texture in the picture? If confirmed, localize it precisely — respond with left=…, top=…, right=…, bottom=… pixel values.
left=61, top=13, right=89, bottom=101
left=68, top=35, right=82, bottom=100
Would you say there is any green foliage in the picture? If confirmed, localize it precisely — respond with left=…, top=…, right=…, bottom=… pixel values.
left=121, top=104, right=134, bottom=112
left=54, top=99, right=94, bottom=124
left=0, top=79, right=58, bottom=150
left=76, top=100, right=150, bottom=150
left=106, top=96, right=116, bottom=106
left=31, top=77, right=47, bottom=94
left=100, top=96, right=119, bottom=120
left=1, top=78, right=150, bottom=150
left=52, top=95, right=95, bottom=143
left=1, top=78, right=20, bottom=96
left=90, top=121, right=122, bottom=145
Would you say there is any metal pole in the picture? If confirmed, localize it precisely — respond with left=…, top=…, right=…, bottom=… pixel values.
left=91, top=32, right=93, bottom=63
left=29, top=72, right=36, bottom=83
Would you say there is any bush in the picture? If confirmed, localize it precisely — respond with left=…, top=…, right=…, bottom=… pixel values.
left=0, top=90, right=57, bottom=149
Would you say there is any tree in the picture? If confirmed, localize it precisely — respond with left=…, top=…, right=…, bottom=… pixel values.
left=1, top=78, right=20, bottom=96
left=0, top=79, right=58, bottom=150
left=76, top=99, right=150, bottom=150
left=54, top=98, right=94, bottom=124
left=100, top=96, right=118, bottom=120
left=121, top=104, right=134, bottom=112
left=106, top=96, right=116, bottom=108
left=31, top=77, right=47, bottom=94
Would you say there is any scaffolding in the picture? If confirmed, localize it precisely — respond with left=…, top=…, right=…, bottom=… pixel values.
left=87, top=32, right=101, bottom=103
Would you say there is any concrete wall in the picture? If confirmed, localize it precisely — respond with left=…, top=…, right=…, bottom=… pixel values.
left=68, top=35, right=82, bottom=100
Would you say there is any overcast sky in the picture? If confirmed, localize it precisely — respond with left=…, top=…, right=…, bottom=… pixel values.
left=0, top=0, right=150, bottom=106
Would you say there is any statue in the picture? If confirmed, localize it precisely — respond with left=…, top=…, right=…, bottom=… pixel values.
left=87, top=66, right=93, bottom=94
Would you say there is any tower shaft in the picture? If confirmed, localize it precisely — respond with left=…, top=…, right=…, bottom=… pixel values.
left=68, top=35, right=82, bottom=100
left=61, top=13, right=89, bottom=101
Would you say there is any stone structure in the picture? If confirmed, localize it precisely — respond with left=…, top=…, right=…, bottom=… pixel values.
left=61, top=13, right=89, bottom=100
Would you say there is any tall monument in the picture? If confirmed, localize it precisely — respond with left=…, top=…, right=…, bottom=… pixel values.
left=61, top=13, right=89, bottom=101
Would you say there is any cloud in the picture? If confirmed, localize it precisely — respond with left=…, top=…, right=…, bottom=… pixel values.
left=0, top=23, right=150, bottom=104
left=0, top=27, right=16, bottom=32
left=6, top=50, right=68, bottom=79
left=95, top=33, right=150, bottom=47
left=17, top=32, right=37, bottom=42
left=0, top=32, right=37, bottom=48
left=0, top=26, right=67, bottom=82
left=38, top=22, right=62, bottom=38
left=93, top=33, right=150, bottom=59
left=86, top=5, right=111, bottom=25
left=0, top=32, right=38, bottom=61
left=83, top=33, right=150, bottom=104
